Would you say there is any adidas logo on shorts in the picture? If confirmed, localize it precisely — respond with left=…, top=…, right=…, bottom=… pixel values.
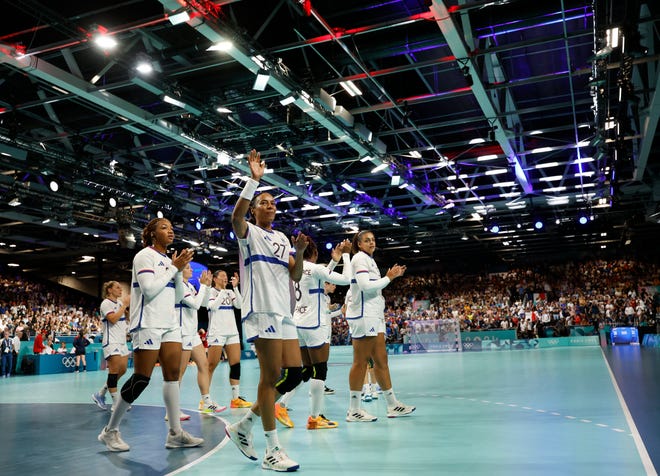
left=143, top=339, right=154, bottom=345
left=264, top=325, right=276, bottom=333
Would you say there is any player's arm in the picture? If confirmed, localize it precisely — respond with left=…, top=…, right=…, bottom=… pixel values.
left=231, top=149, right=263, bottom=239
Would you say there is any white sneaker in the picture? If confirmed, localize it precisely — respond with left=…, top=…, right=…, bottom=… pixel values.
left=98, top=426, right=130, bottom=452
left=92, top=392, right=107, bottom=410
left=262, top=446, right=299, bottom=472
left=346, top=408, right=377, bottom=422
left=165, top=429, right=204, bottom=449
left=225, top=422, right=257, bottom=460
left=387, top=403, right=416, bottom=418
left=361, top=393, right=373, bottom=402
left=201, top=401, right=227, bottom=413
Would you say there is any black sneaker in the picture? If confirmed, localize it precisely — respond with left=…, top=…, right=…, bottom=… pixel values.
left=324, top=386, right=335, bottom=395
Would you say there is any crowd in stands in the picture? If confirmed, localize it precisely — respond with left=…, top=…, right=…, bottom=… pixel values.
left=329, top=259, right=660, bottom=345
left=2, top=258, right=660, bottom=352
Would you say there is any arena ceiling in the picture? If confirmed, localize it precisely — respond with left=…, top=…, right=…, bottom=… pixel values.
left=1, top=0, right=659, bottom=282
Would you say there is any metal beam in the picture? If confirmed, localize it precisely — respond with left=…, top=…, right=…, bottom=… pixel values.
left=430, top=0, right=533, bottom=194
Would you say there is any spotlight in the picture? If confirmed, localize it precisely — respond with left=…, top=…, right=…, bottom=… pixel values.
left=156, top=210, right=164, bottom=219
left=108, top=197, right=117, bottom=208
left=534, top=220, right=544, bottom=230
left=461, top=233, right=469, bottom=241
left=8, top=196, right=21, bottom=207
left=578, top=215, right=588, bottom=225
left=325, top=242, right=333, bottom=250
left=462, top=66, right=473, bottom=87
left=490, top=224, right=500, bottom=233
left=49, top=179, right=59, bottom=192
left=195, top=220, right=202, bottom=231
left=229, top=231, right=235, bottom=240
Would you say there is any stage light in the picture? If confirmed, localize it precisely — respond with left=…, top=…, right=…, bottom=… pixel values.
left=253, top=72, right=270, bottom=91
left=49, top=180, right=59, bottom=192
left=461, top=233, right=469, bottom=241
left=156, top=210, right=164, bottom=219
left=534, top=220, right=544, bottom=230
left=490, top=224, right=500, bottom=233
left=578, top=215, right=588, bottom=225
left=195, top=220, right=202, bottom=231
left=229, top=231, right=235, bottom=240
left=108, top=197, right=117, bottom=208
left=326, top=242, right=332, bottom=250
left=339, top=80, right=362, bottom=96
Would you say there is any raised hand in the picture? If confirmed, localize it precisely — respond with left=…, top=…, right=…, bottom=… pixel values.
left=247, top=149, right=265, bottom=181
left=385, top=263, right=407, bottom=281
left=199, top=270, right=213, bottom=286
left=231, top=272, right=239, bottom=287
left=171, top=248, right=194, bottom=271
left=291, top=232, right=309, bottom=253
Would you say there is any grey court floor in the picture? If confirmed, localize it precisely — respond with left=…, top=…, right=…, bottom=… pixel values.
left=0, top=345, right=658, bottom=475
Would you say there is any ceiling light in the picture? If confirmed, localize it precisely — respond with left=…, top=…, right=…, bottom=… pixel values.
left=490, top=224, right=500, bottom=233
left=539, top=175, right=563, bottom=182
left=371, top=163, right=389, bottom=173
left=462, top=66, right=473, bottom=87
left=534, top=220, right=544, bottom=230
left=485, top=169, right=507, bottom=175
left=253, top=73, right=270, bottom=91
left=8, top=197, right=21, bottom=207
left=318, top=191, right=333, bottom=197
left=168, top=11, right=190, bottom=25
left=216, top=106, right=232, bottom=113
left=339, top=80, right=362, bottom=96
left=535, top=162, right=559, bottom=169
left=156, top=210, right=164, bottom=218
left=279, top=196, right=298, bottom=202
left=135, top=59, right=153, bottom=75
left=41, top=218, right=51, bottom=224
left=206, top=41, right=233, bottom=52
left=469, top=138, right=485, bottom=145
left=49, top=180, right=59, bottom=192
left=477, top=154, right=498, bottom=161
left=531, top=147, right=552, bottom=154
left=280, top=95, right=296, bottom=106
left=163, top=95, right=187, bottom=109
left=341, top=183, right=356, bottom=192
left=94, top=33, right=117, bottom=50
left=391, top=175, right=401, bottom=186
left=108, top=197, right=117, bottom=208
left=461, top=233, right=469, bottom=241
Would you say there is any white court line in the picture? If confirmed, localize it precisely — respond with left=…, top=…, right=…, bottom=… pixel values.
left=600, top=348, right=657, bottom=475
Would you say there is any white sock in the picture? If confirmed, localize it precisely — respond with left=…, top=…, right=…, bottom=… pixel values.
left=310, top=379, right=324, bottom=418
left=349, top=390, right=361, bottom=411
left=231, top=384, right=240, bottom=400
left=383, top=387, right=397, bottom=406
left=202, top=393, right=212, bottom=404
left=163, top=381, right=181, bottom=433
left=240, top=409, right=257, bottom=430
left=99, top=384, right=108, bottom=396
left=264, top=429, right=280, bottom=451
left=107, top=395, right=129, bottom=430
left=279, top=387, right=296, bottom=407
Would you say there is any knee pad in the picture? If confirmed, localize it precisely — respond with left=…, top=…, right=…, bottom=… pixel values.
left=275, top=366, right=303, bottom=395
left=106, top=373, right=118, bottom=389
left=301, top=364, right=313, bottom=382
left=229, top=363, right=241, bottom=380
left=120, top=374, right=150, bottom=404
left=312, top=361, right=328, bottom=381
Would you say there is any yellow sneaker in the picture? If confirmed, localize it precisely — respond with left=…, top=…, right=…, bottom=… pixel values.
left=307, top=414, right=338, bottom=430
left=198, top=399, right=204, bottom=411
left=274, top=403, right=294, bottom=428
left=230, top=396, right=252, bottom=409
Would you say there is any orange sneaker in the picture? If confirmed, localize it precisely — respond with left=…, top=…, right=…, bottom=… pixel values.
left=230, top=396, right=252, bottom=409
left=307, top=414, right=338, bottom=430
left=274, top=403, right=294, bottom=428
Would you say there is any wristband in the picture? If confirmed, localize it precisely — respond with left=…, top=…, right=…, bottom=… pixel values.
left=240, top=179, right=259, bottom=201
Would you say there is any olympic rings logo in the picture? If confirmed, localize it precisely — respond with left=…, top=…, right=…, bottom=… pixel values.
left=62, top=356, right=76, bottom=367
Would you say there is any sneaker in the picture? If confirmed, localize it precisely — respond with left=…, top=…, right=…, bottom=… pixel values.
left=98, top=426, right=130, bottom=452
left=387, top=403, right=416, bottom=418
left=230, top=396, right=252, bottom=409
left=274, top=403, right=294, bottom=428
left=92, top=392, right=107, bottom=410
left=225, top=422, right=257, bottom=461
left=164, top=412, right=191, bottom=421
left=201, top=402, right=227, bottom=413
left=165, top=429, right=204, bottom=449
left=361, top=393, right=373, bottom=402
left=346, top=408, right=377, bottom=422
left=198, top=399, right=204, bottom=411
left=307, top=415, right=338, bottom=430
left=324, top=386, right=335, bottom=395
left=262, top=446, right=299, bottom=472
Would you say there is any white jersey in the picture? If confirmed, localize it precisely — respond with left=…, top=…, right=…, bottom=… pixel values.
left=238, top=221, right=294, bottom=319
left=323, top=293, right=343, bottom=326
left=346, top=251, right=391, bottom=320
left=207, top=287, right=241, bottom=336
left=129, top=246, right=179, bottom=331
left=176, top=280, right=211, bottom=336
left=293, top=254, right=352, bottom=329
left=99, top=298, right=128, bottom=346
